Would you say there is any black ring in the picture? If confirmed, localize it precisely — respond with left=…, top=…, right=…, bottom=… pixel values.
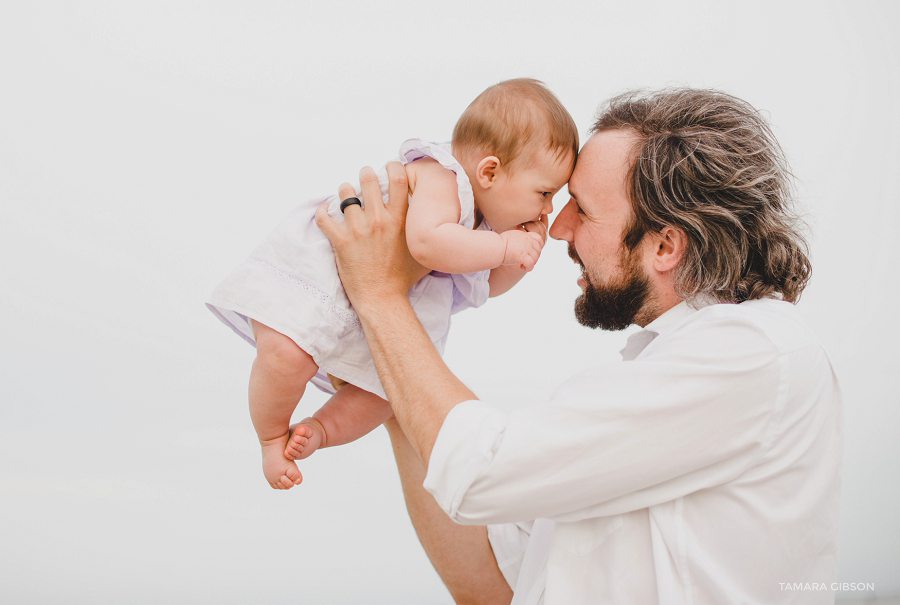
left=339, top=197, right=362, bottom=213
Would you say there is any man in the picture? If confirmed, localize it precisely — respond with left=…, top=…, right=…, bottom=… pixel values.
left=316, top=88, right=842, bottom=604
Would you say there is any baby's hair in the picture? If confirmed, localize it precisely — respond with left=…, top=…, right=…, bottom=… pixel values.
left=452, top=78, right=579, bottom=171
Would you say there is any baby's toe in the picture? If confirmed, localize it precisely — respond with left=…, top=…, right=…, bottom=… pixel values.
left=285, top=440, right=307, bottom=459
left=284, top=466, right=303, bottom=486
left=292, top=424, right=312, bottom=440
left=285, top=432, right=310, bottom=459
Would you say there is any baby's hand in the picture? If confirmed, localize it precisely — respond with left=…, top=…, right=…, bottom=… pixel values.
left=522, top=214, right=550, bottom=245
left=501, top=229, right=544, bottom=271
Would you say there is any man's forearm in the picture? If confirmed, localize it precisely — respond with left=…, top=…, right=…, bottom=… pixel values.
left=385, top=418, right=512, bottom=605
left=355, top=292, right=474, bottom=465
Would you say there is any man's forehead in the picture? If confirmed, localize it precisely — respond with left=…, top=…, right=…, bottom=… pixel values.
left=570, top=130, right=637, bottom=195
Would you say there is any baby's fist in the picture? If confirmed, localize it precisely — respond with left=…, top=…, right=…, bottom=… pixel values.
left=501, top=229, right=543, bottom=271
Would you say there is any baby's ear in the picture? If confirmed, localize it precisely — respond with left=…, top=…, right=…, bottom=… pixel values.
left=475, top=156, right=501, bottom=188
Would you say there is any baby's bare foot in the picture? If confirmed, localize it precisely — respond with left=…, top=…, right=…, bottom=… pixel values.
left=285, top=418, right=326, bottom=461
left=260, top=433, right=303, bottom=490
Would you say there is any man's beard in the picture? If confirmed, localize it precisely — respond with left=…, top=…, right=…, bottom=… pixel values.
left=570, top=245, right=651, bottom=331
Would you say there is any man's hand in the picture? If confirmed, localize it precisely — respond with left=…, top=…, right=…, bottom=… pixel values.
left=315, top=162, right=429, bottom=311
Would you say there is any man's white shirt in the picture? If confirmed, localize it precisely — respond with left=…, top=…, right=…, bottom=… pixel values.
left=423, top=299, right=842, bottom=604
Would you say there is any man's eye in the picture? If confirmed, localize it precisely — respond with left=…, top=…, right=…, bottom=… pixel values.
left=575, top=204, right=584, bottom=214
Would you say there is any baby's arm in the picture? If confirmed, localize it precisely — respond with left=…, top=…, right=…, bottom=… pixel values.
left=405, top=159, right=542, bottom=273
left=487, top=215, right=549, bottom=297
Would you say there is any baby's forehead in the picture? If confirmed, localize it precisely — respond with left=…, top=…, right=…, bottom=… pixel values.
left=515, top=146, right=575, bottom=178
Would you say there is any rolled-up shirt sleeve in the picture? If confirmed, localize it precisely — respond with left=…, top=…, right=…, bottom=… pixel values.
left=423, top=400, right=510, bottom=518
left=423, top=314, right=784, bottom=525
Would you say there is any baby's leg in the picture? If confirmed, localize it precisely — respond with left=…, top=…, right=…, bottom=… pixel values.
left=250, top=320, right=319, bottom=489
left=285, top=384, right=393, bottom=460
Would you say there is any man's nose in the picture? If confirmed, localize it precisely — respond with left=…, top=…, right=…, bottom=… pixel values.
left=549, top=199, right=575, bottom=241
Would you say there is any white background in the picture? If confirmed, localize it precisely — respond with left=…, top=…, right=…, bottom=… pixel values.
left=1, top=1, right=897, bottom=602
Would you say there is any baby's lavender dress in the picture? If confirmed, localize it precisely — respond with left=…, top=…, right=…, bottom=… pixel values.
left=206, top=139, right=491, bottom=399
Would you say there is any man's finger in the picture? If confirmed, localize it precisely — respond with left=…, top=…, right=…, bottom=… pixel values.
left=337, top=181, right=363, bottom=221
left=358, top=166, right=382, bottom=219
left=384, top=161, right=409, bottom=222
left=315, top=203, right=340, bottom=239
left=338, top=182, right=357, bottom=202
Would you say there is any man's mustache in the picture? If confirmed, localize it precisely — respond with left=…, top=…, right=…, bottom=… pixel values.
left=568, top=245, right=585, bottom=270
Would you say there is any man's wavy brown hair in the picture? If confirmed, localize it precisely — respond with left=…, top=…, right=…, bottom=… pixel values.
left=593, top=88, right=811, bottom=304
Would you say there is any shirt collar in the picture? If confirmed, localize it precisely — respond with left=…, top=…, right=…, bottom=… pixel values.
left=620, top=299, right=712, bottom=361
left=643, top=300, right=703, bottom=335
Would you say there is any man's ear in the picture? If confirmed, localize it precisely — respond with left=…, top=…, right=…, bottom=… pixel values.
left=475, top=156, right=501, bottom=188
left=652, top=226, right=687, bottom=273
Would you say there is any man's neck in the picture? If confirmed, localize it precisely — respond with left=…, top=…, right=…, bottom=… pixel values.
left=634, top=290, right=682, bottom=328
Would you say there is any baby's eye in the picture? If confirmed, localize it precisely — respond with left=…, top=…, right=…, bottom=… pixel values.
left=540, top=192, right=551, bottom=197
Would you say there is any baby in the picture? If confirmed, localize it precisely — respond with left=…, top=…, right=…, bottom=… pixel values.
left=207, top=78, right=578, bottom=489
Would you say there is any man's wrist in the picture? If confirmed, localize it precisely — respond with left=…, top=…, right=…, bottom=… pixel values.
left=352, top=290, right=410, bottom=323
